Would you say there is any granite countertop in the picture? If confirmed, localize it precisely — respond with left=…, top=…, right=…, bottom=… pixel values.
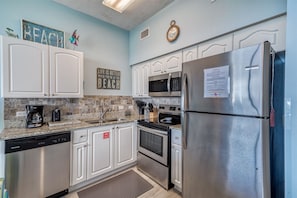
left=170, top=124, right=181, bottom=130
left=0, top=116, right=140, bottom=140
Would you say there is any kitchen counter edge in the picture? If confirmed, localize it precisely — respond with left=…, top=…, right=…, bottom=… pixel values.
left=0, top=116, right=139, bottom=140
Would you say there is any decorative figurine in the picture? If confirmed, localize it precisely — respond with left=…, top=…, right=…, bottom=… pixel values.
left=69, top=29, right=79, bottom=49
left=5, top=27, right=19, bottom=38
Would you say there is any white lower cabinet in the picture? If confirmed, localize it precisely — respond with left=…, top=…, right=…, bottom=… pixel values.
left=171, top=128, right=182, bottom=191
left=87, top=126, right=114, bottom=179
left=71, top=129, right=88, bottom=186
left=71, top=122, right=136, bottom=186
left=114, top=123, right=137, bottom=168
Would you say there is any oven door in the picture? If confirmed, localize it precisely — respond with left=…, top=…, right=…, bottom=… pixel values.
left=137, top=125, right=168, bottom=166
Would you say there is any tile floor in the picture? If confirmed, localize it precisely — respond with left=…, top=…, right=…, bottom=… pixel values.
left=65, top=167, right=181, bottom=198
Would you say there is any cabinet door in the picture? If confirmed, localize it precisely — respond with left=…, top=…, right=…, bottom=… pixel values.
left=114, top=123, right=136, bottom=168
left=233, top=15, right=286, bottom=51
left=71, top=142, right=87, bottom=185
left=49, top=46, right=84, bottom=98
left=142, top=62, right=150, bottom=97
left=164, top=51, right=182, bottom=73
left=132, top=65, right=140, bottom=97
left=171, top=144, right=182, bottom=191
left=198, top=34, right=233, bottom=58
left=87, top=126, right=113, bottom=179
left=132, top=62, right=150, bottom=97
left=183, top=45, right=198, bottom=63
left=150, top=57, right=165, bottom=76
left=1, top=36, right=49, bottom=98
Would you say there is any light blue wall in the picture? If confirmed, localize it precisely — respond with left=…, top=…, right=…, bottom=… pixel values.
left=285, top=0, right=297, bottom=197
left=129, top=0, right=287, bottom=65
left=0, top=0, right=131, bottom=96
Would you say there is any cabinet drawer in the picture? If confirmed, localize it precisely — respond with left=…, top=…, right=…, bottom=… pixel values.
left=73, top=129, right=88, bottom=144
left=171, top=129, right=181, bottom=145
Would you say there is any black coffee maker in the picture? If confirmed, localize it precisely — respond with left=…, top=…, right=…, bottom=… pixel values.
left=26, top=105, right=44, bottom=128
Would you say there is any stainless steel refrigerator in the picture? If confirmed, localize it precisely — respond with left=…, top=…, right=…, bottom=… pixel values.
left=181, top=42, right=276, bottom=198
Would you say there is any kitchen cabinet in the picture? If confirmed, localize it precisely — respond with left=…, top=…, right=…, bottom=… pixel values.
left=198, top=34, right=233, bottom=58
left=0, top=36, right=84, bottom=98
left=49, top=47, right=84, bottom=98
left=71, top=122, right=136, bottom=186
left=71, top=129, right=88, bottom=186
left=183, top=45, right=198, bottom=63
left=233, top=15, right=286, bottom=51
left=0, top=36, right=49, bottom=98
left=171, top=128, right=182, bottom=191
left=150, top=51, right=182, bottom=76
left=132, top=62, right=150, bottom=97
left=87, top=126, right=114, bottom=179
left=114, top=123, right=137, bottom=168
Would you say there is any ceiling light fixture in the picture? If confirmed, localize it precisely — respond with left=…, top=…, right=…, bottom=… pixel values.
left=102, top=0, right=135, bottom=13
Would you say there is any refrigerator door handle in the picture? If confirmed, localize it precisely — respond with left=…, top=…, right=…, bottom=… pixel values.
left=167, top=73, right=172, bottom=94
left=181, top=73, right=188, bottom=149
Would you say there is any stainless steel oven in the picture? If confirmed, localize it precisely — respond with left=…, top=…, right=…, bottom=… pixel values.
left=137, top=104, right=181, bottom=190
left=137, top=125, right=168, bottom=166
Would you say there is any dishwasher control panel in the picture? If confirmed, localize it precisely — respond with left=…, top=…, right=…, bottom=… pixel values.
left=5, top=132, right=71, bottom=154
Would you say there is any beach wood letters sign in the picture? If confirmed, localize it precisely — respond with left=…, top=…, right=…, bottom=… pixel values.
left=97, top=68, right=120, bottom=90
left=22, top=19, right=64, bottom=48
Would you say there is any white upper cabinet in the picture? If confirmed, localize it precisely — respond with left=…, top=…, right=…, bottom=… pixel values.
left=182, top=45, right=198, bottom=63
left=164, top=51, right=182, bottom=73
left=0, top=36, right=84, bottom=98
left=150, top=51, right=182, bottom=76
left=132, top=61, right=150, bottom=98
left=198, top=34, right=233, bottom=58
left=150, top=57, right=165, bottom=76
left=233, top=15, right=286, bottom=51
left=1, top=36, right=49, bottom=98
left=50, top=47, right=83, bottom=98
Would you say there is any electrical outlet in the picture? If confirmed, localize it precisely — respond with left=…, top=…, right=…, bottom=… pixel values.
left=128, top=105, right=134, bottom=110
left=16, top=111, right=27, bottom=117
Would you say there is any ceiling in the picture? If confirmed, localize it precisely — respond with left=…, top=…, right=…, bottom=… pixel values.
left=54, top=0, right=175, bottom=30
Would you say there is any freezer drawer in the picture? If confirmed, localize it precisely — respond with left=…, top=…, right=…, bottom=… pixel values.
left=183, top=112, right=270, bottom=198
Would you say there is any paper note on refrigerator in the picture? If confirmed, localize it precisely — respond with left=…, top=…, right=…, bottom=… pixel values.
left=204, top=65, right=230, bottom=98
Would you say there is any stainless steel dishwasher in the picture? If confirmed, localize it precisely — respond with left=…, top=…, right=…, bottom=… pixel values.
left=5, top=132, right=71, bottom=198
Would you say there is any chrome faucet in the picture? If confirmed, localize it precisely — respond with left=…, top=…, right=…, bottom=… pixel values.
left=99, top=107, right=111, bottom=121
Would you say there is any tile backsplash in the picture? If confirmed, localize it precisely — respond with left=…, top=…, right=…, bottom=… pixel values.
left=4, top=96, right=137, bottom=128
left=4, top=96, right=181, bottom=128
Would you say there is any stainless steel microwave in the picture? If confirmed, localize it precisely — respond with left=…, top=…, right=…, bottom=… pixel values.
left=149, top=71, right=181, bottom=97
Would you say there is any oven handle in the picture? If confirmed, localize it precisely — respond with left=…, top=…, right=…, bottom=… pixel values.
left=137, top=125, right=168, bottom=136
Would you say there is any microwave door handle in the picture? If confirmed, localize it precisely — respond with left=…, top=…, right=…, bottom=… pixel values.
left=181, top=73, right=188, bottom=149
left=167, top=73, right=172, bottom=94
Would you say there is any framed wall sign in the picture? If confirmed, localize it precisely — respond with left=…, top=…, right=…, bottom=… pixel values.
left=22, top=19, right=65, bottom=48
left=97, top=68, right=121, bottom=90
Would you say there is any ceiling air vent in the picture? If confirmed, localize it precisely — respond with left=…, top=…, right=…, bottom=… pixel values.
left=140, top=28, right=150, bottom=40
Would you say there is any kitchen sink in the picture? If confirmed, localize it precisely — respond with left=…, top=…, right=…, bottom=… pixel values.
left=85, top=118, right=127, bottom=124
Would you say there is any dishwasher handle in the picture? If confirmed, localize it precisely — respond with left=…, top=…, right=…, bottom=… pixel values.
left=5, top=131, right=71, bottom=154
